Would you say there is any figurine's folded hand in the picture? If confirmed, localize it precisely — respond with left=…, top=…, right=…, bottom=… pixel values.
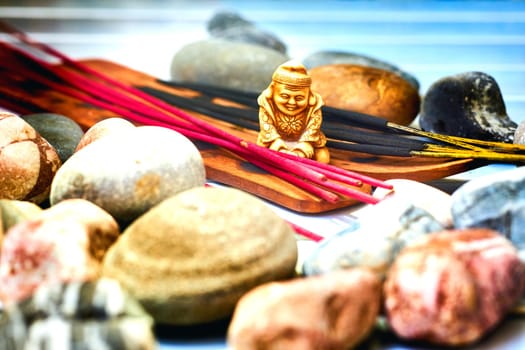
left=293, top=142, right=314, bottom=158
left=269, top=138, right=288, bottom=152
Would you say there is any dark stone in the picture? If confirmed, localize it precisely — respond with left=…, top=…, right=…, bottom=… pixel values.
left=420, top=72, right=517, bottom=142
left=451, top=165, right=525, bottom=248
left=302, top=50, right=419, bottom=90
left=207, top=11, right=287, bottom=54
left=170, top=39, right=288, bottom=93
left=21, top=113, right=84, bottom=163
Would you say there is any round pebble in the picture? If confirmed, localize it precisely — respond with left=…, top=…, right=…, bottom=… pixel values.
left=228, top=269, right=381, bottom=350
left=102, top=186, right=298, bottom=325
left=303, top=50, right=419, bottom=90
left=21, top=113, right=84, bottom=163
left=75, top=117, right=136, bottom=152
left=50, top=125, right=206, bottom=225
left=170, top=39, right=289, bottom=92
left=309, top=64, right=421, bottom=126
left=0, top=199, right=43, bottom=240
left=0, top=112, right=61, bottom=204
left=451, top=165, right=525, bottom=248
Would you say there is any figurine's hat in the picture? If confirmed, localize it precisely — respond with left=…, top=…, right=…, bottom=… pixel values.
left=272, top=60, right=312, bottom=87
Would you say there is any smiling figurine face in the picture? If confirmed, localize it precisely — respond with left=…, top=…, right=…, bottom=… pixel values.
left=272, top=83, right=310, bottom=117
left=256, top=60, right=330, bottom=163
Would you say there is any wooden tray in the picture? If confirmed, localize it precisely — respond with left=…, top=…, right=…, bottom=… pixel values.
left=0, top=59, right=477, bottom=213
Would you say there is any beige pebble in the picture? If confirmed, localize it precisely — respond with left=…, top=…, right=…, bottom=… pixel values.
left=0, top=199, right=43, bottom=240
left=102, top=186, right=298, bottom=325
left=75, top=117, right=136, bottom=152
left=51, top=125, right=206, bottom=225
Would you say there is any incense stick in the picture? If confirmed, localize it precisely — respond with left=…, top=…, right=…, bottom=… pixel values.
left=152, top=81, right=525, bottom=163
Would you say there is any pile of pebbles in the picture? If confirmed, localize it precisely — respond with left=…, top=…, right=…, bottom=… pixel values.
left=1, top=112, right=299, bottom=347
left=1, top=11, right=524, bottom=348
left=1, top=107, right=525, bottom=349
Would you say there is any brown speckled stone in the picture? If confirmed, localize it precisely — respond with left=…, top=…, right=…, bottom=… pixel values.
left=0, top=112, right=61, bottom=204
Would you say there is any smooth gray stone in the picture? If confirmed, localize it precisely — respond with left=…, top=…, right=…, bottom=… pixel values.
left=207, top=11, right=287, bottom=54
left=170, top=39, right=289, bottom=93
left=451, top=166, right=525, bottom=248
left=302, top=205, right=444, bottom=278
left=50, top=126, right=206, bottom=226
left=302, top=50, right=420, bottom=90
left=420, top=71, right=517, bottom=142
left=21, top=113, right=84, bottom=163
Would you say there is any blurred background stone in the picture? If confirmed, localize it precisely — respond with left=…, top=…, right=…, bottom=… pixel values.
left=170, top=39, right=288, bottom=93
left=207, top=11, right=287, bottom=54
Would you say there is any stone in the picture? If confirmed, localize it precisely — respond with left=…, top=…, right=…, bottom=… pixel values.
left=363, top=179, right=453, bottom=226
left=227, top=269, right=381, bottom=350
left=0, top=199, right=42, bottom=239
left=384, top=228, right=525, bottom=346
left=50, top=125, right=206, bottom=225
left=40, top=198, right=121, bottom=261
left=420, top=71, right=517, bottom=142
left=75, top=117, right=136, bottom=152
left=0, top=278, right=156, bottom=350
left=513, top=120, right=525, bottom=145
left=170, top=39, right=289, bottom=93
left=451, top=165, right=525, bottom=248
left=207, top=11, right=287, bottom=54
left=0, top=112, right=62, bottom=204
left=303, top=205, right=444, bottom=278
left=21, top=113, right=85, bottom=163
left=102, top=186, right=298, bottom=325
left=303, top=50, right=419, bottom=90
left=309, top=64, right=421, bottom=126
left=303, top=179, right=450, bottom=277
left=0, top=198, right=119, bottom=304
left=0, top=218, right=101, bottom=303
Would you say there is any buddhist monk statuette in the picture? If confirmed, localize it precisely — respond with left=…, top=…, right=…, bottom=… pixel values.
left=257, top=60, right=330, bottom=163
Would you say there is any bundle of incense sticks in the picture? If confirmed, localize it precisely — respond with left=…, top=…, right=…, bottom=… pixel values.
left=0, top=22, right=392, bottom=206
left=142, top=81, right=525, bottom=162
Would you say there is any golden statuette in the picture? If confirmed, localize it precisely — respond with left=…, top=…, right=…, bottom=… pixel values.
left=257, top=60, right=330, bottom=163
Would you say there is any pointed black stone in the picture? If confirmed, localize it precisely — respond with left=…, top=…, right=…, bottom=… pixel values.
left=420, top=72, right=517, bottom=142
